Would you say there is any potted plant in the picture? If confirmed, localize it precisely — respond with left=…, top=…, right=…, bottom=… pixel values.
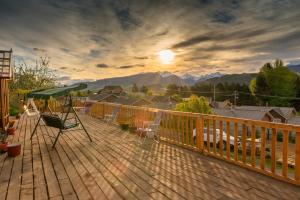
left=0, top=133, right=8, bottom=153
left=7, top=120, right=16, bottom=135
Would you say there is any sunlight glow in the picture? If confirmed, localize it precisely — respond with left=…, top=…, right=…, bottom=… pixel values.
left=158, top=49, right=175, bottom=64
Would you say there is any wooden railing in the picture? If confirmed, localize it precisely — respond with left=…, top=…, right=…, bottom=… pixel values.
left=88, top=102, right=300, bottom=186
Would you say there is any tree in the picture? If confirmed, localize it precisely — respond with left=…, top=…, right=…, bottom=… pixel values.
left=249, top=59, right=299, bottom=106
left=132, top=83, right=139, bottom=93
left=166, top=84, right=179, bottom=96
left=140, top=85, right=149, bottom=94
left=175, top=95, right=212, bottom=114
left=147, top=90, right=153, bottom=96
left=10, top=56, right=56, bottom=91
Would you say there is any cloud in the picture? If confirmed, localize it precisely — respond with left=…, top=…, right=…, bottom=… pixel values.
left=212, top=10, right=235, bottom=23
left=118, top=64, right=144, bottom=69
left=96, top=63, right=109, bottom=68
left=134, top=56, right=148, bottom=60
left=1, top=0, right=300, bottom=81
left=89, top=49, right=101, bottom=58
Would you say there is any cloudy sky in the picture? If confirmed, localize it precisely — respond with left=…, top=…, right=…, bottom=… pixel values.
left=1, top=0, right=300, bottom=82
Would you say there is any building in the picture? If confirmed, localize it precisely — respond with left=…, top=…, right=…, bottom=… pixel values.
left=213, top=106, right=291, bottom=123
left=148, top=95, right=180, bottom=110
left=88, top=93, right=119, bottom=102
left=113, top=96, right=151, bottom=107
left=98, top=85, right=125, bottom=95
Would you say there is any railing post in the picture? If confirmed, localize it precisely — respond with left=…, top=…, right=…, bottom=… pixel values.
left=295, top=132, right=300, bottom=181
left=196, top=116, right=204, bottom=152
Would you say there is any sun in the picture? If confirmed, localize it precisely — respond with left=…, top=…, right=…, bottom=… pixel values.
left=158, top=49, right=175, bottom=64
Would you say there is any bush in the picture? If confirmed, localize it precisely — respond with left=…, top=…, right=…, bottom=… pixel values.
left=277, top=132, right=283, bottom=142
left=9, top=106, right=19, bottom=116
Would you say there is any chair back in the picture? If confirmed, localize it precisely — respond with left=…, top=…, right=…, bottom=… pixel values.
left=153, top=111, right=163, bottom=125
left=111, top=106, right=121, bottom=121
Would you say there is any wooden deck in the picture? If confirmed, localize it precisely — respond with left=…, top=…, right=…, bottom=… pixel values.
left=1, top=115, right=300, bottom=200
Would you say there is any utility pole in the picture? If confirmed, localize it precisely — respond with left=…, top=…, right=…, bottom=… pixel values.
left=213, top=84, right=216, bottom=102
left=233, top=90, right=238, bottom=107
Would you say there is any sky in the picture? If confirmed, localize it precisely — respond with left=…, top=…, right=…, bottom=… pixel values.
left=1, top=0, right=300, bottom=83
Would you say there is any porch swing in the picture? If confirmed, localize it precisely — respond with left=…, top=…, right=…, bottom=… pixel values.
left=28, top=84, right=92, bottom=148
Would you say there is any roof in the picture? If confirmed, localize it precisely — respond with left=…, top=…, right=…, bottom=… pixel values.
left=114, top=96, right=151, bottom=106
left=101, top=85, right=123, bottom=90
left=27, top=84, right=87, bottom=100
left=236, top=106, right=296, bottom=120
left=287, top=116, right=300, bottom=125
left=88, top=93, right=118, bottom=101
left=213, top=108, right=273, bottom=121
left=210, top=100, right=232, bottom=109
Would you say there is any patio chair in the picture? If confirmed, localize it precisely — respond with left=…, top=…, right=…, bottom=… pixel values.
left=24, top=98, right=40, bottom=117
left=137, top=111, right=163, bottom=144
left=74, top=101, right=93, bottom=115
left=103, top=105, right=121, bottom=124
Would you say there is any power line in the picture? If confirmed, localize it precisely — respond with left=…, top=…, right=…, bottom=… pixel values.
left=162, top=88, right=300, bottom=100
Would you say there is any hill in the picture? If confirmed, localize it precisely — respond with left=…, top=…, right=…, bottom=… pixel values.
left=84, top=72, right=187, bottom=91
left=200, top=73, right=257, bottom=85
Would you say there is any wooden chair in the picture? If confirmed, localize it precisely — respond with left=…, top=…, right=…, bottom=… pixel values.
left=137, top=111, right=163, bottom=144
left=103, top=106, right=121, bottom=124
left=23, top=98, right=40, bottom=117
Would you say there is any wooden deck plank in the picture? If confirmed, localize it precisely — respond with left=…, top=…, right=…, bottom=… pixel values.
left=5, top=115, right=26, bottom=200
left=84, top=118, right=250, bottom=200
left=1, top=114, right=300, bottom=200
left=85, top=117, right=300, bottom=199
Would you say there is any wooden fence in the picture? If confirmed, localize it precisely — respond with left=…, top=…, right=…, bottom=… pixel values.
left=88, top=102, right=300, bottom=186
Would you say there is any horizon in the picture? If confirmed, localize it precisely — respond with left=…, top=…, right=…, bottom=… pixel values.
left=1, top=0, right=300, bottom=83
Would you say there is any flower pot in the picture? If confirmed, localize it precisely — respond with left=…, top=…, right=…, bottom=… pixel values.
left=119, top=123, right=129, bottom=131
left=7, top=143, right=21, bottom=157
left=9, top=120, right=16, bottom=128
left=7, top=127, right=16, bottom=135
left=16, top=114, right=21, bottom=119
left=0, top=142, right=8, bottom=153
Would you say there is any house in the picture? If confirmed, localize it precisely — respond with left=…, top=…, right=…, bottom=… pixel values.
left=88, top=93, right=119, bottom=102
left=148, top=95, right=179, bottom=110
left=210, top=100, right=232, bottom=109
left=113, top=96, right=151, bottom=107
left=213, top=106, right=288, bottom=123
left=98, top=85, right=125, bottom=95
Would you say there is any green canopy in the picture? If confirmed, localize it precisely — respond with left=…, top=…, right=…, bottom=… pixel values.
left=27, top=83, right=87, bottom=100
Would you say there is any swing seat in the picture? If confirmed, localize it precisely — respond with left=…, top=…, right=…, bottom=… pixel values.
left=41, top=114, right=79, bottom=130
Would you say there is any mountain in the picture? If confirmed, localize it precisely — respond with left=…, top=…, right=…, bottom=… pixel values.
left=181, top=72, right=224, bottom=85
left=288, top=64, right=300, bottom=74
left=84, top=72, right=187, bottom=91
left=199, top=73, right=257, bottom=85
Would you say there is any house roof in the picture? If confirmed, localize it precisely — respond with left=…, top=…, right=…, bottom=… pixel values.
left=88, top=93, right=118, bottom=101
left=213, top=108, right=274, bottom=121
left=287, top=117, right=300, bottom=125
left=113, top=96, right=151, bottom=106
left=102, top=85, right=123, bottom=90
left=234, top=106, right=287, bottom=120
left=210, top=100, right=232, bottom=109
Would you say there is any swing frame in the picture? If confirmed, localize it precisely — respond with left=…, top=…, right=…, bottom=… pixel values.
left=28, top=84, right=92, bottom=148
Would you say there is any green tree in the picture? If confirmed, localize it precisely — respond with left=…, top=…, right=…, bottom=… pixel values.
left=140, top=85, right=149, bottom=94
left=166, top=84, right=179, bottom=96
left=132, top=83, right=139, bottom=93
left=10, top=56, right=56, bottom=91
left=175, top=95, right=212, bottom=114
left=250, top=59, right=299, bottom=106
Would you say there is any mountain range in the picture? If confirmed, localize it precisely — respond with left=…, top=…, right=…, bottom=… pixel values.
left=74, top=64, right=300, bottom=91
left=82, top=71, right=224, bottom=91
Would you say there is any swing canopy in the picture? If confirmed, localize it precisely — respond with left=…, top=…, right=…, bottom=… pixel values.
left=27, top=83, right=87, bottom=100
